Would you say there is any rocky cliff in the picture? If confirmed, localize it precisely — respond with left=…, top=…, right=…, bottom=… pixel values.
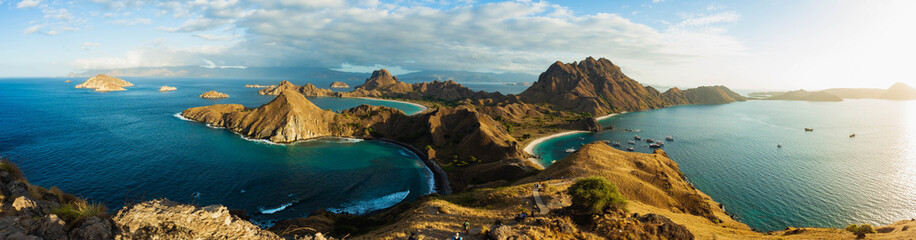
left=880, top=82, right=916, bottom=100
left=183, top=90, right=347, bottom=143
left=74, top=74, right=134, bottom=92
left=353, top=69, right=413, bottom=93
left=766, top=89, right=843, bottom=102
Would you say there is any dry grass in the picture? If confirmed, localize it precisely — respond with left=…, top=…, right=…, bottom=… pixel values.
left=52, top=200, right=108, bottom=225
left=0, top=156, right=26, bottom=180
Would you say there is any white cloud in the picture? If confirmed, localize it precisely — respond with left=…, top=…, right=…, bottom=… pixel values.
left=81, top=42, right=100, bottom=51
left=43, top=8, right=73, bottom=21
left=192, top=33, right=240, bottom=41
left=23, top=24, right=45, bottom=34
left=159, top=17, right=235, bottom=32
left=201, top=58, right=246, bottom=69
left=73, top=0, right=746, bottom=81
left=16, top=0, right=40, bottom=8
left=112, top=17, right=152, bottom=25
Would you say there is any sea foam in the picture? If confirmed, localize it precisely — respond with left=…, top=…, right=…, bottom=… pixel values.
left=326, top=190, right=410, bottom=215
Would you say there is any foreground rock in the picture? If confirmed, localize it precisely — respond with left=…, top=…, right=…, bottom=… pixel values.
left=329, top=81, right=349, bottom=88
left=157, top=86, right=177, bottom=92
left=200, top=90, right=229, bottom=99
left=75, top=74, right=134, bottom=92
left=115, top=199, right=280, bottom=240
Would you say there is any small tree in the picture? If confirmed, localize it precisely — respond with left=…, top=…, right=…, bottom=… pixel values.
left=568, top=176, right=627, bottom=214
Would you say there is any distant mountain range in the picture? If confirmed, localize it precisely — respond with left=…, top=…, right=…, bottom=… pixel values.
left=70, top=66, right=537, bottom=83
left=751, top=82, right=916, bottom=101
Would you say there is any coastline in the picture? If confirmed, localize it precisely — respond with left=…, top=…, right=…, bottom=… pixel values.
left=595, top=111, right=625, bottom=121
left=354, top=97, right=429, bottom=115
left=376, top=138, right=452, bottom=195
left=523, top=130, right=588, bottom=156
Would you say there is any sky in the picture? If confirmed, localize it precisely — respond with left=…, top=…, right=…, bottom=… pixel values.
left=1, top=0, right=914, bottom=90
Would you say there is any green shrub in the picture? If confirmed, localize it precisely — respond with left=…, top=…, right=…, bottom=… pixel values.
left=845, top=223, right=876, bottom=236
left=845, top=224, right=858, bottom=232
left=0, top=157, right=25, bottom=180
left=568, top=176, right=627, bottom=214
left=52, top=201, right=108, bottom=224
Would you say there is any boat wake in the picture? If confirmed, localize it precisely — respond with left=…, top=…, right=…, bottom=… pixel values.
left=326, top=190, right=410, bottom=215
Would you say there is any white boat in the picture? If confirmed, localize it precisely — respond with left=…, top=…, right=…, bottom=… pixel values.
left=565, top=148, right=576, bottom=153
left=777, top=144, right=782, bottom=148
left=626, top=147, right=635, bottom=151
left=611, top=141, right=621, bottom=147
left=627, top=141, right=636, bottom=145
left=634, top=135, right=642, bottom=140
left=666, top=136, right=674, bottom=141
left=649, top=143, right=661, bottom=148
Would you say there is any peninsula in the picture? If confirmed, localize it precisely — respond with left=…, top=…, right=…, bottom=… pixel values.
left=74, top=74, right=134, bottom=92
left=753, top=82, right=916, bottom=101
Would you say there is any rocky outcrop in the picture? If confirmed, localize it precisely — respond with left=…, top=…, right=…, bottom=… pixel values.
left=64, top=80, right=71, bottom=83
left=183, top=90, right=347, bottom=143
left=329, top=81, right=349, bottom=88
left=258, top=80, right=340, bottom=97
left=564, top=117, right=604, bottom=132
left=880, top=82, right=916, bottom=100
left=114, top=199, right=280, bottom=240
left=75, top=74, right=134, bottom=92
left=158, top=86, right=177, bottom=92
left=200, top=90, right=229, bottom=99
left=765, top=89, right=843, bottom=102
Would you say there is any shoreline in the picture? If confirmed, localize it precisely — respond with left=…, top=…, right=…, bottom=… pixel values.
left=523, top=130, right=589, bottom=156
left=354, top=97, right=429, bottom=115
left=595, top=111, right=625, bottom=121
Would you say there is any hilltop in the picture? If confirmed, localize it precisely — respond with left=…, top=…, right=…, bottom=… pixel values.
left=74, top=74, right=133, bottom=92
left=520, top=57, right=746, bottom=115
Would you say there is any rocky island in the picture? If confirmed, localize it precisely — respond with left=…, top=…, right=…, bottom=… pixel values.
left=754, top=82, right=916, bottom=101
left=199, top=90, right=228, bottom=99
left=245, top=84, right=276, bottom=88
left=330, top=81, right=349, bottom=88
left=74, top=74, right=134, bottom=92
left=158, top=86, right=177, bottom=92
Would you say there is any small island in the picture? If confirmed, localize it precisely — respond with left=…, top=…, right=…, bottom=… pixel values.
left=200, top=90, right=229, bottom=99
left=330, top=81, right=349, bottom=88
left=245, top=84, right=276, bottom=88
left=158, top=86, right=177, bottom=92
left=74, top=74, right=134, bottom=92
left=64, top=80, right=71, bottom=83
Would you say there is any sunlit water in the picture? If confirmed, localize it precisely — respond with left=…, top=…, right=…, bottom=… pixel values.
left=533, top=100, right=916, bottom=231
left=0, top=77, right=435, bottom=226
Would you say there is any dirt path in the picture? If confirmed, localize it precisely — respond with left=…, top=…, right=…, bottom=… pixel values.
left=532, top=186, right=549, bottom=215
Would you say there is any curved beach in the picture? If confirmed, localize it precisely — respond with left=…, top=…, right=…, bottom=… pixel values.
left=523, top=130, right=588, bottom=156
left=354, top=97, right=429, bottom=115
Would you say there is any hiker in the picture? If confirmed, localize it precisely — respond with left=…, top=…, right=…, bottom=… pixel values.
left=407, top=232, right=417, bottom=240
left=463, top=219, right=470, bottom=234
left=453, top=232, right=463, bottom=240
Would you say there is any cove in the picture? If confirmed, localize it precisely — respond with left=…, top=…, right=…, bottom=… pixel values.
left=0, top=78, right=434, bottom=226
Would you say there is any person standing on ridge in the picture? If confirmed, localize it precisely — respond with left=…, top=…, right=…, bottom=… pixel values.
left=463, top=219, right=470, bottom=234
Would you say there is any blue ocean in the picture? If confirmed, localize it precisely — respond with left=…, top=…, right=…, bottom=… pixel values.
left=532, top=100, right=916, bottom=231
left=0, top=77, right=453, bottom=225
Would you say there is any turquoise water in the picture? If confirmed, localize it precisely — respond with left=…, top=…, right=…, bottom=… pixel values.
left=533, top=100, right=916, bottom=231
left=0, top=78, right=432, bottom=225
